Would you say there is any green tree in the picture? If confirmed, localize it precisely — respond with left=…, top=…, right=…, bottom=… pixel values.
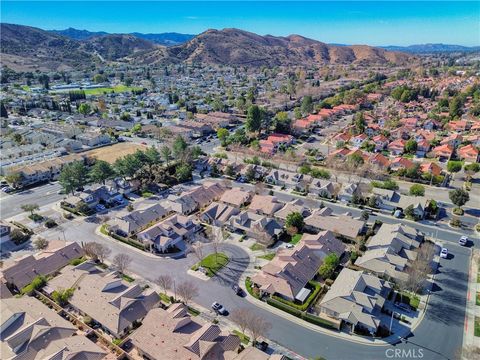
left=217, top=128, right=229, bottom=147
left=318, top=253, right=339, bottom=280
left=59, top=161, right=88, bottom=195
left=449, top=95, right=463, bottom=118
left=301, top=95, right=313, bottom=114
left=51, top=288, right=74, bottom=306
left=160, top=146, right=172, bottom=165
left=449, top=188, right=470, bottom=209
left=447, top=160, right=463, bottom=173
left=13, top=133, right=22, bottom=144
left=354, top=112, right=366, bottom=135
left=114, top=154, right=142, bottom=180
left=172, top=135, right=188, bottom=159
left=78, top=103, right=91, bottom=117
left=175, top=163, right=192, bottom=182
left=89, top=160, right=115, bottom=185
left=245, top=105, right=263, bottom=135
left=93, top=74, right=105, bottom=83
left=409, top=184, right=425, bottom=197
left=464, top=163, right=480, bottom=173
left=5, top=172, right=22, bottom=188
left=21, top=203, right=39, bottom=216
left=405, top=139, right=417, bottom=154
left=273, top=111, right=291, bottom=133
left=404, top=204, right=415, bottom=219
left=285, top=212, right=304, bottom=232
left=131, top=123, right=142, bottom=133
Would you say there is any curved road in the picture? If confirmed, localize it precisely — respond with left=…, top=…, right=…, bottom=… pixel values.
left=39, top=217, right=470, bottom=360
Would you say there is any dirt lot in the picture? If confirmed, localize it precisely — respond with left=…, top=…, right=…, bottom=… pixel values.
left=84, top=143, right=147, bottom=163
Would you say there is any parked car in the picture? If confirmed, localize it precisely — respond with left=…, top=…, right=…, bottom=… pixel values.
left=254, top=341, right=269, bottom=352
left=286, top=243, right=294, bottom=249
left=95, top=204, right=106, bottom=212
left=394, top=302, right=412, bottom=313
left=2, top=187, right=13, bottom=193
left=440, top=248, right=448, bottom=259
left=459, top=236, right=468, bottom=246
left=211, top=302, right=227, bottom=315
left=232, top=284, right=243, bottom=296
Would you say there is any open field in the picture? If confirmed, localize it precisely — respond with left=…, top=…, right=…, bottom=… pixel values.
left=49, top=85, right=142, bottom=95
left=84, top=142, right=147, bottom=163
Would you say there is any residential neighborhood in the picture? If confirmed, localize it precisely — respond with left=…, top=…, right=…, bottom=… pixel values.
left=0, top=3, right=479, bottom=360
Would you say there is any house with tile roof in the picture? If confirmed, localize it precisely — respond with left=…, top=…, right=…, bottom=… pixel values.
left=251, top=231, right=345, bottom=302
left=432, top=144, right=454, bottom=161
left=46, top=271, right=159, bottom=338
left=318, top=268, right=391, bottom=334
left=355, top=223, right=423, bottom=282
left=130, top=303, right=241, bottom=360
left=457, top=144, right=479, bottom=163
left=0, top=296, right=106, bottom=360
left=0, top=241, right=84, bottom=290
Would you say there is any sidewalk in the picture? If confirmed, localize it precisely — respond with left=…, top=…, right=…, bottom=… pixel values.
left=463, top=249, right=480, bottom=353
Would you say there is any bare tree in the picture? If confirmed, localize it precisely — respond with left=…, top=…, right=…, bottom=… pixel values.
left=190, top=242, right=205, bottom=263
left=210, top=226, right=225, bottom=260
left=404, top=241, right=435, bottom=295
left=83, top=242, right=111, bottom=263
left=247, top=315, right=271, bottom=345
left=155, top=274, right=173, bottom=295
left=33, top=237, right=49, bottom=250
left=230, top=308, right=252, bottom=335
left=177, top=280, right=199, bottom=306
left=113, top=253, right=132, bottom=274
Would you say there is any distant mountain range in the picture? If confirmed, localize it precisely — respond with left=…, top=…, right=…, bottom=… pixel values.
left=51, top=27, right=195, bottom=46
left=1, top=23, right=413, bottom=71
left=380, top=44, right=480, bottom=54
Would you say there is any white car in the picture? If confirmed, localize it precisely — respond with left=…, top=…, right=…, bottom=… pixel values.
left=440, top=248, right=448, bottom=259
left=211, top=302, right=227, bottom=315
left=459, top=236, right=468, bottom=246
left=286, top=244, right=294, bottom=249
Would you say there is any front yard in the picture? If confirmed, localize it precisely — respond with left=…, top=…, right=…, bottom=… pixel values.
left=475, top=316, right=480, bottom=337
left=396, top=291, right=420, bottom=310
left=191, top=253, right=229, bottom=277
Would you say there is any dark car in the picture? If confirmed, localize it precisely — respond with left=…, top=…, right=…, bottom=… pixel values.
left=254, top=341, right=269, bottom=352
left=232, top=284, right=243, bottom=296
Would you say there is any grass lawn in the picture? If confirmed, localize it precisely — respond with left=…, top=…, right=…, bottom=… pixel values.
left=122, top=274, right=135, bottom=283
left=250, top=243, right=266, bottom=251
left=232, top=330, right=250, bottom=345
left=476, top=292, right=480, bottom=306
left=194, top=253, right=229, bottom=277
left=159, top=293, right=171, bottom=303
left=290, top=233, right=303, bottom=245
left=396, top=291, right=420, bottom=310
left=187, top=306, right=200, bottom=317
left=82, top=85, right=142, bottom=95
left=258, top=253, right=275, bottom=261
left=477, top=272, right=480, bottom=283
left=475, top=317, right=480, bottom=337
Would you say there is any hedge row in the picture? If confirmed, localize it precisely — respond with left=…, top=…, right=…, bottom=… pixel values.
left=272, top=281, right=322, bottom=311
left=266, top=297, right=336, bottom=330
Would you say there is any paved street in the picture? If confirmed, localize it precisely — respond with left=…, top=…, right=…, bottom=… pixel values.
left=27, top=210, right=470, bottom=360
left=0, top=182, right=64, bottom=219
left=1, top=174, right=475, bottom=360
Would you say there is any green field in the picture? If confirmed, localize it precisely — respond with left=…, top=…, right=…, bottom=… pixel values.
left=258, top=253, right=275, bottom=261
left=192, top=253, right=229, bottom=277
left=50, top=85, right=142, bottom=95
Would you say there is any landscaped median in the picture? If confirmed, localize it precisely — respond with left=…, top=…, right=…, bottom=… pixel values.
left=191, top=253, right=229, bottom=277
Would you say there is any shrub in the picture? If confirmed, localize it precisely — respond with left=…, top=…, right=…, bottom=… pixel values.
left=51, top=288, right=74, bottom=306
left=69, top=257, right=86, bottom=266
left=28, top=213, right=43, bottom=222
left=409, top=184, right=425, bottom=197
left=83, top=316, right=93, bottom=325
left=10, top=228, right=30, bottom=245
left=33, top=237, right=49, bottom=250
left=21, top=275, right=46, bottom=295
left=453, top=207, right=464, bottom=216
left=450, top=218, right=462, bottom=228
left=44, top=219, right=58, bottom=228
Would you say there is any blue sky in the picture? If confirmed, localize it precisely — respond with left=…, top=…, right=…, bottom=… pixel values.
left=1, top=1, right=479, bottom=46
